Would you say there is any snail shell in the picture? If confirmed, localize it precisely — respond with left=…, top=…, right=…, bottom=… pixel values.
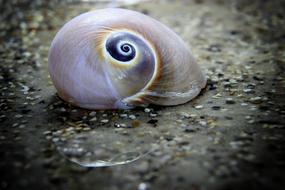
left=48, top=8, right=206, bottom=109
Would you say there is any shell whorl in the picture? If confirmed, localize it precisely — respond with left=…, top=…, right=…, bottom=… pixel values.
left=48, top=8, right=206, bottom=109
left=96, top=29, right=160, bottom=100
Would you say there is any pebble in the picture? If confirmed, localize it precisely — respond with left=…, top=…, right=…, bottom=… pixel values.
left=195, top=105, right=204, bottom=109
left=164, top=134, right=174, bottom=141
left=199, top=121, right=207, bottom=126
left=147, top=119, right=158, bottom=124
left=212, top=93, right=222, bottom=99
left=179, top=112, right=191, bottom=118
left=243, top=89, right=255, bottom=94
left=184, top=127, right=196, bottom=133
left=114, top=123, right=131, bottom=128
left=120, top=114, right=128, bottom=118
left=223, top=82, right=232, bottom=88
left=89, top=111, right=96, bottom=117
left=225, top=98, right=235, bottom=104
left=138, top=182, right=149, bottom=190
left=100, top=119, right=109, bottom=124
left=89, top=117, right=97, bottom=122
left=212, top=106, right=221, bottom=110
left=12, top=123, right=18, bottom=127
left=59, top=107, right=66, bottom=112
left=207, top=44, right=222, bottom=52
left=52, top=138, right=60, bottom=143
left=14, top=114, right=23, bottom=118
left=18, top=124, right=26, bottom=129
left=129, top=114, right=136, bottom=120
left=62, top=147, right=84, bottom=157
left=82, top=127, right=91, bottom=131
left=149, top=113, right=157, bottom=117
left=249, top=96, right=263, bottom=104
left=245, top=116, right=251, bottom=120
left=144, top=108, right=151, bottom=113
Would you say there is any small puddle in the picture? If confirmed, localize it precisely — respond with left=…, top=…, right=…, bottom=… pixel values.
left=54, top=126, right=160, bottom=167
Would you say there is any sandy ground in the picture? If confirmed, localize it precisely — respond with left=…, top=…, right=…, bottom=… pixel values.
left=0, top=0, right=285, bottom=190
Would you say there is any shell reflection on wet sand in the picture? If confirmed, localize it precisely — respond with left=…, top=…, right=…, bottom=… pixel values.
left=55, top=127, right=160, bottom=167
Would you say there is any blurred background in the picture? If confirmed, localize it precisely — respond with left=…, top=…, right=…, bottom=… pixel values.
left=0, top=0, right=285, bottom=190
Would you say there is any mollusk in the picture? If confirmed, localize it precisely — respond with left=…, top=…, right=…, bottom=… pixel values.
left=48, top=8, right=206, bottom=109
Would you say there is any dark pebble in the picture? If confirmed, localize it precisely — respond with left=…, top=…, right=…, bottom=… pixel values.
left=164, top=135, right=174, bottom=141
left=207, top=44, right=222, bottom=52
left=225, top=98, right=235, bottom=104
left=212, top=106, right=221, bottom=110
left=147, top=119, right=158, bottom=124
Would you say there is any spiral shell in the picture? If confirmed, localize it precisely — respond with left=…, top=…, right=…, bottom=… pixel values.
left=48, top=8, right=206, bottom=109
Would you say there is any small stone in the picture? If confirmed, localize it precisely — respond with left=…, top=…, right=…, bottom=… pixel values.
left=144, top=108, right=151, bottom=113
left=52, top=138, right=60, bottom=142
left=120, top=114, right=128, bottom=118
left=164, top=134, right=174, bottom=141
left=184, top=128, right=196, bottom=133
left=223, top=82, right=232, bottom=88
left=212, top=106, right=221, bottom=110
left=129, top=114, right=136, bottom=120
left=114, top=123, right=121, bottom=128
left=138, top=182, right=149, bottom=190
left=82, top=127, right=91, bottom=131
left=246, top=83, right=256, bottom=89
left=209, top=84, right=217, bottom=90
left=225, top=98, right=235, bottom=104
left=225, top=116, right=233, bottom=120
left=89, top=111, right=96, bottom=117
left=249, top=96, right=263, bottom=104
left=114, top=123, right=131, bottom=128
left=149, top=113, right=157, bottom=117
left=245, top=116, right=251, bottom=120
left=62, top=147, right=84, bottom=157
left=66, top=127, right=74, bottom=132
left=207, top=44, right=222, bottom=52
left=212, top=93, right=222, bottom=99
left=199, top=121, right=207, bottom=126
left=100, top=119, right=109, bottom=124
left=248, top=120, right=255, bottom=124
left=180, top=112, right=190, bottom=118
left=18, top=124, right=25, bottom=129
left=195, top=105, right=204, bottom=109
left=12, top=123, right=19, bottom=127
left=147, top=119, right=158, bottom=124
left=120, top=123, right=131, bottom=128
left=89, top=117, right=97, bottom=122
left=59, top=107, right=66, bottom=112
left=243, top=89, right=255, bottom=94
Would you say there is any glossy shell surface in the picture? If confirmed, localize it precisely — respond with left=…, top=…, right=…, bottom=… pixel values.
left=48, top=8, right=207, bottom=109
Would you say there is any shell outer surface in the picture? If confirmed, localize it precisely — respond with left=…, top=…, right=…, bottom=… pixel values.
left=48, top=8, right=207, bottom=109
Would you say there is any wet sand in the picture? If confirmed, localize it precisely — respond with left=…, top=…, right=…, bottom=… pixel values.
left=0, top=0, right=285, bottom=190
